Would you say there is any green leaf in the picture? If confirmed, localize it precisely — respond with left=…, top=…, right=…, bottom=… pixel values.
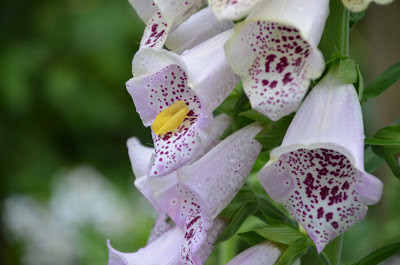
left=337, top=58, right=358, bottom=84
left=238, top=231, right=268, bottom=246
left=276, top=238, right=309, bottom=265
left=362, top=61, right=400, bottom=102
left=349, top=11, right=365, bottom=30
left=232, top=91, right=252, bottom=131
left=356, top=64, right=364, bottom=100
left=219, top=186, right=257, bottom=218
left=216, top=83, right=243, bottom=116
left=254, top=224, right=305, bottom=245
left=368, top=125, right=400, bottom=179
left=239, top=109, right=271, bottom=125
left=216, top=201, right=259, bottom=244
left=254, top=114, right=294, bottom=150
left=364, top=146, right=385, bottom=173
left=372, top=146, right=400, bottom=179
left=256, top=196, right=297, bottom=227
left=351, top=242, right=400, bottom=265
left=366, top=125, right=400, bottom=146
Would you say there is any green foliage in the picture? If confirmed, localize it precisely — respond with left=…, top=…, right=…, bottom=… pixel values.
left=337, top=58, right=358, bottom=84
left=366, top=125, right=400, bottom=179
left=361, top=61, right=400, bottom=102
left=254, top=114, right=294, bottom=150
left=276, top=238, right=309, bottom=265
left=351, top=242, right=400, bottom=265
left=253, top=224, right=305, bottom=245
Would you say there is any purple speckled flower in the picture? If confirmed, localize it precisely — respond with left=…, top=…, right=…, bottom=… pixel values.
left=127, top=30, right=240, bottom=178
left=224, top=0, right=329, bottom=121
left=224, top=241, right=300, bottom=265
left=107, top=220, right=225, bottom=265
left=128, top=1, right=234, bottom=50
left=128, top=0, right=205, bottom=49
left=117, top=120, right=262, bottom=265
left=257, top=66, right=383, bottom=253
left=208, top=0, right=262, bottom=21
left=341, top=0, right=394, bottom=12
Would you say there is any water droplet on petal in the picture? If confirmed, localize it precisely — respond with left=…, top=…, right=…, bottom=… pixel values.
left=197, top=183, right=203, bottom=188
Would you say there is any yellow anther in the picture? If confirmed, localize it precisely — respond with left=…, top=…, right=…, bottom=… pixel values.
left=152, top=100, right=190, bottom=135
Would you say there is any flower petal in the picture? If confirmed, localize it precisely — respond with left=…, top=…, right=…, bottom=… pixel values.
left=107, top=220, right=224, bottom=265
left=224, top=0, right=328, bottom=121
left=208, top=0, right=262, bottom=21
left=257, top=67, right=383, bottom=253
left=341, top=0, right=394, bottom=12
left=165, top=7, right=234, bottom=54
left=225, top=241, right=287, bottom=265
left=182, top=30, right=240, bottom=113
left=131, top=0, right=206, bottom=49
left=127, top=137, right=154, bottom=178
left=128, top=31, right=238, bottom=177
left=178, top=123, right=263, bottom=227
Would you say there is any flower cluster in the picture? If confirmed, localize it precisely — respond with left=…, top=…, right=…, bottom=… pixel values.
left=107, top=0, right=392, bottom=264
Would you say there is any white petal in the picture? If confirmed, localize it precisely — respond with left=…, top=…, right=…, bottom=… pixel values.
left=225, top=241, right=285, bottom=265
left=182, top=29, right=240, bottom=113
left=208, top=0, right=262, bottom=21
left=127, top=137, right=154, bottom=179
left=342, top=0, right=394, bottom=12
left=178, top=123, right=262, bottom=227
left=165, top=7, right=234, bottom=54
left=225, top=0, right=328, bottom=121
left=257, top=66, right=383, bottom=253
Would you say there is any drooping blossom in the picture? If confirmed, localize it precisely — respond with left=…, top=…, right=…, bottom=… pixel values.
left=127, top=30, right=240, bottom=177
left=208, top=0, right=262, bottom=21
left=341, top=0, right=394, bottom=12
left=224, top=241, right=300, bottom=265
left=224, top=0, right=329, bottom=121
left=117, top=121, right=262, bottom=265
left=257, top=65, right=384, bottom=253
left=128, top=0, right=233, bottom=50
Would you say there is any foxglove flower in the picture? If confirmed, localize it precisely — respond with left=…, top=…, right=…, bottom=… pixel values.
left=208, top=0, right=262, bottom=21
left=341, top=0, right=394, bottom=12
left=129, top=1, right=233, bottom=50
left=224, top=241, right=300, bottom=265
left=127, top=30, right=240, bottom=177
left=224, top=0, right=329, bottom=121
left=257, top=66, right=384, bottom=253
left=126, top=122, right=262, bottom=265
left=107, top=221, right=225, bottom=265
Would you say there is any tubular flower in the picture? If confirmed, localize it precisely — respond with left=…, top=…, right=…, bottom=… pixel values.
left=257, top=65, right=384, bottom=253
left=208, top=0, right=263, bottom=21
left=224, top=241, right=300, bottom=265
left=128, top=1, right=233, bottom=50
left=341, top=0, right=394, bottom=12
left=224, top=0, right=329, bottom=121
left=107, top=220, right=225, bottom=265
left=127, top=30, right=240, bottom=177
left=125, top=122, right=262, bottom=265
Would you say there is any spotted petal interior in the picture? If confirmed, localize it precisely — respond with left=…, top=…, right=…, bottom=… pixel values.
left=128, top=63, right=206, bottom=177
left=139, top=0, right=206, bottom=49
left=208, top=0, right=262, bottom=20
left=225, top=21, right=324, bottom=121
left=263, top=148, right=375, bottom=252
left=341, top=0, right=393, bottom=12
left=154, top=183, right=207, bottom=265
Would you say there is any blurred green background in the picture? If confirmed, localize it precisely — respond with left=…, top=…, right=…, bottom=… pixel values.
left=0, top=0, right=399, bottom=264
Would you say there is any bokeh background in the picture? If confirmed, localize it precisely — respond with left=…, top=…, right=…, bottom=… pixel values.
left=0, top=0, right=399, bottom=264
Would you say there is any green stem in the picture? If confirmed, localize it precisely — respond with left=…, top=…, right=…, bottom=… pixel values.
left=324, top=234, right=344, bottom=265
left=319, top=0, right=349, bottom=59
